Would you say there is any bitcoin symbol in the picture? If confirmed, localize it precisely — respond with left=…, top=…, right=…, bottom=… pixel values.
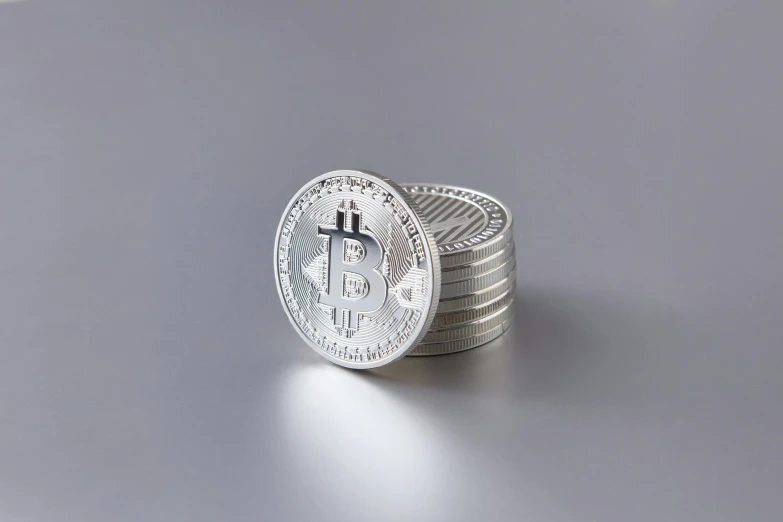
left=318, top=202, right=387, bottom=332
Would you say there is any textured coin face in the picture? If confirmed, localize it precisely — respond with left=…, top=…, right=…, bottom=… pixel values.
left=274, top=170, right=441, bottom=369
left=401, top=183, right=513, bottom=267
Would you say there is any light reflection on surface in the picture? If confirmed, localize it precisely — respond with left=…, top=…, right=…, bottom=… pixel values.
left=366, top=323, right=519, bottom=395
left=274, top=362, right=453, bottom=520
left=268, top=320, right=534, bottom=514
left=265, top=303, right=582, bottom=519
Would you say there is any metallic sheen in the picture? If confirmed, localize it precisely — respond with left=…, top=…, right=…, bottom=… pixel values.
left=274, top=170, right=441, bottom=369
left=439, top=257, right=516, bottom=299
left=409, top=318, right=513, bottom=356
left=422, top=300, right=515, bottom=343
left=430, top=284, right=516, bottom=329
left=402, top=183, right=514, bottom=268
left=439, top=242, right=516, bottom=284
left=435, top=269, right=517, bottom=314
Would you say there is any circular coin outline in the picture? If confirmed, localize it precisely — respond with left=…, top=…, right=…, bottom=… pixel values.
left=401, top=183, right=514, bottom=268
left=274, top=170, right=441, bottom=369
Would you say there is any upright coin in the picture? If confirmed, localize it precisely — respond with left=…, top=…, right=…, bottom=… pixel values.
left=401, top=183, right=513, bottom=268
left=274, top=170, right=441, bottom=369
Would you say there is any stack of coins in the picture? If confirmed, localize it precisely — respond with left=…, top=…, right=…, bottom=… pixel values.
left=402, top=184, right=516, bottom=356
left=274, top=170, right=516, bottom=369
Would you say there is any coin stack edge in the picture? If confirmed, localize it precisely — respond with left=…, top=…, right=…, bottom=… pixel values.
left=402, top=183, right=516, bottom=357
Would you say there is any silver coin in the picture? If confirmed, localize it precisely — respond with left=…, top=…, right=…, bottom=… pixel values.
left=274, top=170, right=441, bottom=369
left=440, top=241, right=516, bottom=284
left=436, top=269, right=517, bottom=314
left=402, top=183, right=513, bottom=268
left=430, top=283, right=515, bottom=329
left=421, top=299, right=515, bottom=343
left=439, top=256, right=516, bottom=299
left=409, top=318, right=513, bottom=356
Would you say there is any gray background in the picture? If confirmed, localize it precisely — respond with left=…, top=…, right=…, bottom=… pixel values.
left=1, top=1, right=782, bottom=521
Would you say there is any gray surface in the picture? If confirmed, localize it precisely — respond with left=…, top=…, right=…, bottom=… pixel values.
left=1, top=1, right=782, bottom=521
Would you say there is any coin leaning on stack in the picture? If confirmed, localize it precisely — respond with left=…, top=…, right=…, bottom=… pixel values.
left=402, top=184, right=516, bottom=356
left=274, top=170, right=516, bottom=369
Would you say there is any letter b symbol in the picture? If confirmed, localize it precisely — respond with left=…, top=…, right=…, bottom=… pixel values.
left=318, top=204, right=386, bottom=331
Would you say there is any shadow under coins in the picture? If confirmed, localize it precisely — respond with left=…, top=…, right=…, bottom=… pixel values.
left=362, top=285, right=686, bottom=406
left=267, top=287, right=695, bottom=520
left=360, top=320, right=520, bottom=395
left=361, top=285, right=585, bottom=396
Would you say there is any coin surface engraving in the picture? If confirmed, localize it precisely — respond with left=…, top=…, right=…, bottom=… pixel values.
left=402, top=183, right=513, bottom=268
left=317, top=203, right=387, bottom=329
left=274, top=170, right=441, bottom=368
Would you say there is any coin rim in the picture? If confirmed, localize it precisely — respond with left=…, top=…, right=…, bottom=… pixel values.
left=436, top=268, right=517, bottom=314
left=439, top=257, right=517, bottom=299
left=273, top=169, right=441, bottom=369
left=422, top=298, right=515, bottom=343
left=440, top=242, right=516, bottom=284
left=401, top=183, right=514, bottom=268
left=409, top=318, right=513, bottom=356
left=430, top=282, right=516, bottom=329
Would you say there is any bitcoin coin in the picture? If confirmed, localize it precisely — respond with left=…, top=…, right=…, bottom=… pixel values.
left=274, top=170, right=441, bottom=369
left=401, top=183, right=513, bottom=268
left=409, top=318, right=513, bottom=356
